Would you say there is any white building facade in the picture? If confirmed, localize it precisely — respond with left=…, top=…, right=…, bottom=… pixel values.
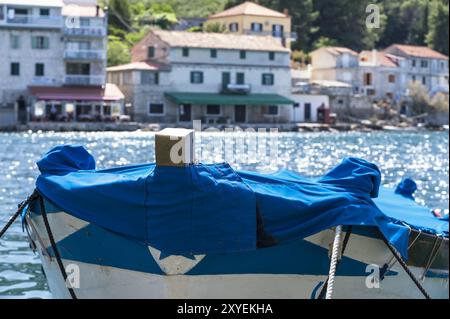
left=384, top=44, right=449, bottom=95
left=108, top=30, right=294, bottom=124
left=0, top=0, right=123, bottom=123
left=310, top=45, right=449, bottom=103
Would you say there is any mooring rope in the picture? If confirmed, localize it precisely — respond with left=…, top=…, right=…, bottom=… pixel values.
left=325, top=225, right=343, bottom=299
left=0, top=190, right=39, bottom=239
left=317, top=226, right=352, bottom=299
left=39, top=195, right=78, bottom=299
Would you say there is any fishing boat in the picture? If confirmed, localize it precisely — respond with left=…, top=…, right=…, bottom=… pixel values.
left=18, top=129, right=448, bottom=299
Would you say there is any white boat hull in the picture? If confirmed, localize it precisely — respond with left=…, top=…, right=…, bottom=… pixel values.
left=27, top=208, right=449, bottom=299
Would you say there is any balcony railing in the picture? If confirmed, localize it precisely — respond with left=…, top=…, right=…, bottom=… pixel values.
left=221, top=83, right=252, bottom=94
left=3, top=14, right=62, bottom=28
left=64, top=26, right=106, bottom=37
left=31, top=77, right=59, bottom=86
left=242, top=29, right=298, bottom=40
left=64, top=75, right=105, bottom=86
left=64, top=50, right=105, bottom=61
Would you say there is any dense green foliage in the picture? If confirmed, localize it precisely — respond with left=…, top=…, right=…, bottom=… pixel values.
left=103, top=0, right=449, bottom=66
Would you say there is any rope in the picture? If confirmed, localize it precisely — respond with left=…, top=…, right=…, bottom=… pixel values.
left=317, top=226, right=352, bottom=299
left=420, top=236, right=443, bottom=281
left=0, top=190, right=39, bottom=239
left=39, top=195, right=78, bottom=299
left=325, top=225, right=343, bottom=299
left=381, top=236, right=431, bottom=299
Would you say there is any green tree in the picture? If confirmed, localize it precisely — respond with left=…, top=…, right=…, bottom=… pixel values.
left=107, top=36, right=131, bottom=66
left=203, top=22, right=227, bottom=33
left=107, top=0, right=133, bottom=34
left=426, top=0, right=449, bottom=55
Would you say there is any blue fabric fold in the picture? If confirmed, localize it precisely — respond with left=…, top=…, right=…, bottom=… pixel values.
left=35, top=145, right=448, bottom=259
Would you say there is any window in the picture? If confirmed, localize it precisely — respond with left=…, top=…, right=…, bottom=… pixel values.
left=251, top=22, right=263, bottom=32
left=80, top=18, right=90, bottom=27
left=363, top=73, right=372, bottom=85
left=367, top=89, right=376, bottom=96
left=40, top=8, right=50, bottom=16
left=10, top=34, right=20, bottom=49
left=149, top=103, right=164, bottom=115
left=388, top=74, right=396, bottom=83
left=190, top=71, right=203, bottom=84
left=31, top=36, right=49, bottom=49
left=412, top=75, right=416, bottom=82
left=266, top=105, right=279, bottom=116
left=182, top=47, right=189, bottom=57
left=420, top=60, right=428, bottom=68
left=422, top=76, right=427, bottom=85
left=210, top=49, right=217, bottom=58
left=148, top=46, right=155, bottom=58
left=222, top=72, right=230, bottom=89
left=229, top=23, right=239, bottom=32
left=262, top=73, right=274, bottom=85
left=10, top=63, right=20, bottom=76
left=35, top=63, right=45, bottom=76
left=66, top=63, right=90, bottom=75
left=272, top=24, right=284, bottom=37
left=269, top=52, right=275, bottom=61
left=239, top=50, right=246, bottom=59
left=141, top=71, right=159, bottom=85
left=236, top=72, right=245, bottom=84
left=206, top=105, right=221, bottom=115
left=412, top=60, right=416, bottom=67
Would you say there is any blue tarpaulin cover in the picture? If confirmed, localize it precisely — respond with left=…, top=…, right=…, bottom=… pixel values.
left=35, top=145, right=448, bottom=259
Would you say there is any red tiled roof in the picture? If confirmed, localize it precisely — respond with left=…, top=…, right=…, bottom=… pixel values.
left=28, top=84, right=124, bottom=101
left=359, top=50, right=400, bottom=67
left=209, top=1, right=287, bottom=19
left=386, top=44, right=448, bottom=60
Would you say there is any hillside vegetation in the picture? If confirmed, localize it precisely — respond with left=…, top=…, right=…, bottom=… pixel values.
left=103, top=0, right=449, bottom=66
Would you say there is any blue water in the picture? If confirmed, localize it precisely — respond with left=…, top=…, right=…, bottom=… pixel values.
left=0, top=131, right=448, bottom=298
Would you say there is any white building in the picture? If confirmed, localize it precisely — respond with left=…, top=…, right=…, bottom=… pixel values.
left=0, top=0, right=123, bottom=123
left=358, top=50, right=408, bottom=101
left=383, top=44, right=449, bottom=95
left=291, top=94, right=329, bottom=123
left=310, top=46, right=359, bottom=93
left=108, top=30, right=294, bottom=124
left=310, top=45, right=449, bottom=103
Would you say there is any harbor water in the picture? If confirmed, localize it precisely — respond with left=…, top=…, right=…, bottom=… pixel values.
left=0, top=130, right=448, bottom=298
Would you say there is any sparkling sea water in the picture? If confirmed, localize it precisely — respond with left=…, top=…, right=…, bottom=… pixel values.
left=0, top=131, right=448, bottom=298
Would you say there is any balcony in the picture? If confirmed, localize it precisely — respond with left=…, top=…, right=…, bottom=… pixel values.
left=64, top=26, right=106, bottom=38
left=221, top=83, right=252, bottom=94
left=31, top=77, right=59, bottom=86
left=64, top=50, right=105, bottom=61
left=1, top=14, right=62, bottom=28
left=64, top=75, right=105, bottom=86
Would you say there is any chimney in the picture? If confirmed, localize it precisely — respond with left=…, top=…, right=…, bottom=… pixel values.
left=283, top=8, right=289, bottom=16
left=96, top=5, right=100, bottom=17
left=372, top=49, right=377, bottom=66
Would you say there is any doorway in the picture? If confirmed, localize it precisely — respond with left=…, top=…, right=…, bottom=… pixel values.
left=179, top=104, right=191, bottom=122
left=304, top=103, right=311, bottom=122
left=234, top=105, right=246, bottom=123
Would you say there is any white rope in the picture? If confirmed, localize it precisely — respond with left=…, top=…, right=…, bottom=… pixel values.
left=326, top=225, right=343, bottom=299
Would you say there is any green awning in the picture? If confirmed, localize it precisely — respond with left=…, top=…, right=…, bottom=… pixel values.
left=164, top=92, right=295, bottom=105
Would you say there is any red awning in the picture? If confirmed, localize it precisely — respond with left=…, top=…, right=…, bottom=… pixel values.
left=28, top=84, right=124, bottom=102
